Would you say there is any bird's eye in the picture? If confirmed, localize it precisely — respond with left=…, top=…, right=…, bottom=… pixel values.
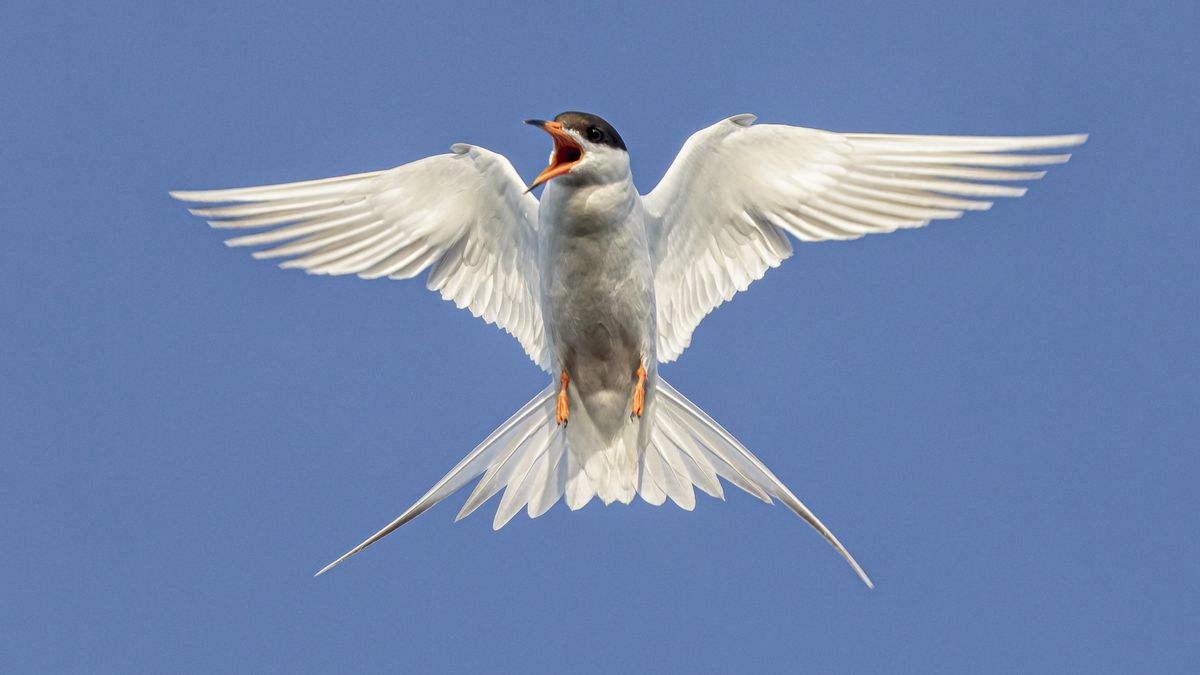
left=586, top=127, right=603, bottom=143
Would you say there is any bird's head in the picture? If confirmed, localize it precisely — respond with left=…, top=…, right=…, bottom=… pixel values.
left=524, top=112, right=628, bottom=191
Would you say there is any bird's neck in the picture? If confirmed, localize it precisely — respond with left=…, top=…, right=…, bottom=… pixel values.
left=542, top=175, right=638, bottom=234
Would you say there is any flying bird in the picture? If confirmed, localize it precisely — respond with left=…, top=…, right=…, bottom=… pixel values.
left=172, top=112, right=1085, bottom=586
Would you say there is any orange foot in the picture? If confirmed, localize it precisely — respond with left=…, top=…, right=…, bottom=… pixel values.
left=556, top=368, right=569, bottom=425
left=631, top=359, right=646, bottom=418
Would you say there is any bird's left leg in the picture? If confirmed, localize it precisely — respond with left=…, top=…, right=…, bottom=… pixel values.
left=556, top=368, right=570, bottom=425
left=631, top=358, right=646, bottom=418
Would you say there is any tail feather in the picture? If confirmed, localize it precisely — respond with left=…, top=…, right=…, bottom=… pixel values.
left=493, top=426, right=556, bottom=529
left=314, top=384, right=556, bottom=577
left=637, top=452, right=667, bottom=506
left=564, top=451, right=594, bottom=511
left=642, top=435, right=696, bottom=510
left=654, top=379, right=874, bottom=588
left=655, top=414, right=723, bottom=499
left=527, top=440, right=568, bottom=518
left=662, top=402, right=773, bottom=504
left=456, top=416, right=548, bottom=525
left=317, top=377, right=872, bottom=588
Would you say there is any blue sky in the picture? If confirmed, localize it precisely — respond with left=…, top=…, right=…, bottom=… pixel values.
left=2, top=1, right=1197, bottom=672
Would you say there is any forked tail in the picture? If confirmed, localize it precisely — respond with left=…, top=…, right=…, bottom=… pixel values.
left=317, top=378, right=872, bottom=587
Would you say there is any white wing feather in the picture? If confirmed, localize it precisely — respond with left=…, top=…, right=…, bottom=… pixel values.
left=171, top=144, right=550, bottom=370
left=644, top=114, right=1087, bottom=362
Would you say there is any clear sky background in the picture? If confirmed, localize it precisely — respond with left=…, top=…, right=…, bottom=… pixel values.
left=2, top=1, right=1197, bottom=672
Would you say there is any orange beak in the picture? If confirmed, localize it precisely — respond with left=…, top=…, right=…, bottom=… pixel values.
left=525, top=120, right=584, bottom=192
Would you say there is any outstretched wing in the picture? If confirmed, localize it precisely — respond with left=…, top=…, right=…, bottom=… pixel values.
left=172, top=144, right=550, bottom=370
left=643, top=114, right=1086, bottom=363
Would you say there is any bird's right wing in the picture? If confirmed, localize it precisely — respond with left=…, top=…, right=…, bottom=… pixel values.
left=643, top=114, right=1086, bottom=363
left=172, top=144, right=551, bottom=370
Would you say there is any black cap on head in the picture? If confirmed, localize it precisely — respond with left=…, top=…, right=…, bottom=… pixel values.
left=553, top=111, right=626, bottom=151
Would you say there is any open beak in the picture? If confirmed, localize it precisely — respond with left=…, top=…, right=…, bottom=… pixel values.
left=525, top=119, right=584, bottom=192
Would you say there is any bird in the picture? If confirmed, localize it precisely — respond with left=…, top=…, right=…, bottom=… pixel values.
left=171, top=112, right=1086, bottom=587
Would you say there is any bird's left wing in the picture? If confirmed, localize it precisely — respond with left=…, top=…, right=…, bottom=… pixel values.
left=172, top=144, right=551, bottom=370
left=643, top=114, right=1086, bottom=362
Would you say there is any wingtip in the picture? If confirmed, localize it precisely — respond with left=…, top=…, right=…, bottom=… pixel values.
left=1044, top=133, right=1088, bottom=149
left=170, top=189, right=223, bottom=203
left=727, top=113, right=757, bottom=127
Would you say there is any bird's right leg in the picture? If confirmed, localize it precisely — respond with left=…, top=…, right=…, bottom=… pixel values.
left=556, top=368, right=570, bottom=425
left=631, top=358, right=646, bottom=418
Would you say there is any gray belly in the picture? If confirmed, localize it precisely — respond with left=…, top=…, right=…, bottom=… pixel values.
left=541, top=226, right=654, bottom=394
